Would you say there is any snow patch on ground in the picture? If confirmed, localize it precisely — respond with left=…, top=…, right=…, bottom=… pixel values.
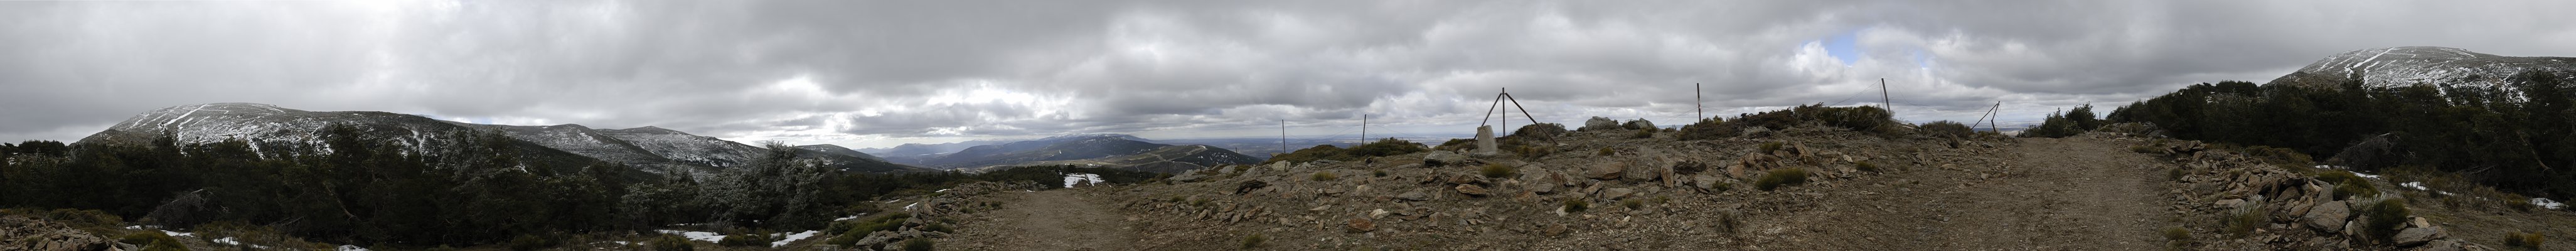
left=213, top=237, right=240, bottom=245
left=904, top=202, right=920, bottom=211
left=833, top=215, right=863, bottom=221
left=336, top=245, right=371, bottom=251
left=2537, top=198, right=2568, bottom=210
left=934, top=188, right=951, bottom=193
left=1063, top=173, right=1104, bottom=188
left=771, top=230, right=820, bottom=247
left=655, top=230, right=727, bottom=243
left=2347, top=171, right=2381, bottom=179
left=161, top=230, right=193, bottom=237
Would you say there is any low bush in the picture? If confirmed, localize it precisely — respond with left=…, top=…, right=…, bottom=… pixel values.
left=508, top=234, right=560, bottom=251
left=2504, top=231, right=2545, bottom=250
left=1561, top=200, right=1589, bottom=213
left=2361, top=198, right=2409, bottom=243
left=1311, top=171, right=1339, bottom=181
left=1759, top=142, right=1786, bottom=154
left=2315, top=171, right=2380, bottom=200
left=1372, top=169, right=1387, bottom=177
left=1512, top=123, right=1568, bottom=142
left=1630, top=129, right=1655, bottom=139
left=901, top=238, right=934, bottom=251
left=1620, top=198, right=1643, bottom=210
left=1729, top=104, right=1899, bottom=134
left=1854, top=161, right=1880, bottom=173
left=1920, top=120, right=1975, bottom=139
left=1755, top=168, right=1810, bottom=191
left=1480, top=164, right=1517, bottom=178
left=1241, top=233, right=1268, bottom=248
left=2161, top=226, right=2191, bottom=242
left=718, top=232, right=774, bottom=247
left=1596, top=147, right=1615, bottom=156
left=1675, top=117, right=1741, bottom=141
left=649, top=235, right=695, bottom=251
left=1622, top=119, right=1656, bottom=130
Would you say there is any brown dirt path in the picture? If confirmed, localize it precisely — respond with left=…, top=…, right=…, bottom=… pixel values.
left=1782, top=137, right=2177, bottom=250
left=949, top=189, right=1135, bottom=250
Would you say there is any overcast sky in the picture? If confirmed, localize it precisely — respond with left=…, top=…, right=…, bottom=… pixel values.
left=5, top=1, right=2574, bottom=149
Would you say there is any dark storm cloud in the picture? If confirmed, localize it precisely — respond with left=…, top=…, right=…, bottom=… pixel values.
left=6, top=1, right=2575, bottom=147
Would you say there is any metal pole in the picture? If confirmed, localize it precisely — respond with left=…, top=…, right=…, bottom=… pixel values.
left=1696, top=83, right=1703, bottom=121
left=1880, top=78, right=1891, bottom=115
left=1500, top=88, right=1508, bottom=137
left=1360, top=114, right=1367, bottom=147
left=1280, top=119, right=1286, bottom=156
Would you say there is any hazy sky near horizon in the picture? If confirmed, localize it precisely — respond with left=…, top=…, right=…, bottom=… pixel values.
left=6, top=1, right=2575, bottom=148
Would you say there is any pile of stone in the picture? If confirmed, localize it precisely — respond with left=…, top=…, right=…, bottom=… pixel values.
left=2159, top=140, right=2472, bottom=250
left=0, top=215, right=117, bottom=251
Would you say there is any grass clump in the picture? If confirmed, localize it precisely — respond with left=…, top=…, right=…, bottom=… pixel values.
left=2361, top=198, right=2410, bottom=243
left=1480, top=164, right=1517, bottom=178
left=2161, top=226, right=2191, bottom=242
left=1675, top=117, right=1741, bottom=141
left=1561, top=200, right=1590, bottom=213
left=2221, top=205, right=2265, bottom=237
left=1312, top=171, right=1339, bottom=181
left=2505, top=231, right=2545, bottom=250
left=2315, top=171, right=2380, bottom=200
left=1631, top=129, right=1656, bottom=139
left=900, top=238, right=935, bottom=251
left=649, top=235, right=696, bottom=251
left=825, top=212, right=914, bottom=245
left=1854, top=161, right=1880, bottom=173
left=1758, top=142, right=1786, bottom=154
left=1620, top=198, right=1645, bottom=210
left=1372, top=169, right=1387, bottom=177
left=1241, top=233, right=1268, bottom=248
left=1755, top=168, right=1810, bottom=191
left=1596, top=147, right=1615, bottom=156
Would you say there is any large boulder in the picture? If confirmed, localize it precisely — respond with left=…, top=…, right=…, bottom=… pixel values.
left=1582, top=117, right=1622, bottom=131
left=1586, top=161, right=1628, bottom=179
left=1474, top=125, right=1499, bottom=156
left=2304, top=200, right=2350, bottom=233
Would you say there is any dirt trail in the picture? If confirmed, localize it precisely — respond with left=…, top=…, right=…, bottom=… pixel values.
left=953, top=190, right=1134, bottom=250
left=1787, top=137, right=2176, bottom=250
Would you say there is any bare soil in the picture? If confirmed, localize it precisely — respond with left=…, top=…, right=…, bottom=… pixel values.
left=946, top=190, right=1136, bottom=250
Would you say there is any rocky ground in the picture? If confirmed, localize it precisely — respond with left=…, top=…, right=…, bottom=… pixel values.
left=919, top=124, right=2576, bottom=250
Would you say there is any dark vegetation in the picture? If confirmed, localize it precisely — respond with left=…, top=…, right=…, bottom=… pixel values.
left=1755, top=168, right=1810, bottom=191
left=0, top=124, right=1163, bottom=248
left=2019, top=104, right=2103, bottom=138
left=1264, top=137, right=1428, bottom=164
left=2107, top=71, right=2576, bottom=198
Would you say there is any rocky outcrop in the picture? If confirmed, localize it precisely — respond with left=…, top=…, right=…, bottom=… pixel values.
left=1581, top=117, right=1621, bottom=131
left=0, top=216, right=112, bottom=251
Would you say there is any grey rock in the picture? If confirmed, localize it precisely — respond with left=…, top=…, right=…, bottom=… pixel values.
left=2304, top=200, right=2349, bottom=233
left=2393, top=227, right=2440, bottom=247
left=2423, top=238, right=2464, bottom=251
left=1456, top=184, right=1491, bottom=196
left=1426, top=151, right=1469, bottom=167
left=1603, top=188, right=1635, bottom=200
left=1396, top=191, right=1432, bottom=201
left=1583, top=117, right=1621, bottom=131
left=1475, top=125, right=1499, bottom=155
left=1587, top=161, right=1628, bottom=179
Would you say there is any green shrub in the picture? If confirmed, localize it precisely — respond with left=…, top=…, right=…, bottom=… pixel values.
left=1480, top=164, right=1517, bottom=178
left=1241, top=233, right=1268, bottom=248
left=2161, top=226, right=2191, bottom=242
left=2020, top=104, right=2097, bottom=138
left=922, top=223, right=953, bottom=233
left=649, top=235, right=695, bottom=251
left=41, top=208, right=123, bottom=227
left=1372, top=169, right=1387, bottom=177
left=1675, top=117, right=1741, bottom=141
left=1920, top=120, right=1975, bottom=139
left=1311, top=171, right=1339, bottom=181
left=901, top=238, right=934, bottom=251
left=1631, top=129, right=1655, bottom=139
left=2167, top=168, right=2186, bottom=181
left=1755, top=168, right=1810, bottom=191
left=1758, top=142, right=1785, bottom=154
left=1854, top=161, right=1879, bottom=173
left=1512, top=123, right=1569, bottom=142
left=719, top=232, right=773, bottom=247
left=1730, top=104, right=1898, bottom=134
left=1561, top=200, right=1589, bottom=213
left=2361, top=198, right=2409, bottom=243
left=508, top=234, right=559, bottom=251
left=1620, top=198, right=1644, bottom=210
left=1596, top=147, right=1615, bottom=156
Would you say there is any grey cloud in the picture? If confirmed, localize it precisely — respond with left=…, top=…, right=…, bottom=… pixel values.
left=8, top=1, right=2576, bottom=147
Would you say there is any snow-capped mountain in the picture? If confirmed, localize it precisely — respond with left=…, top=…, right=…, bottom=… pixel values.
left=2270, top=46, right=2576, bottom=91
left=81, top=103, right=929, bottom=175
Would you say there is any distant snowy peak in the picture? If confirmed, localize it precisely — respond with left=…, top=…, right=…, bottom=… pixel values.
left=2272, top=46, right=2576, bottom=91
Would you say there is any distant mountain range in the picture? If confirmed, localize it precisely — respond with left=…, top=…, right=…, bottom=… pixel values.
left=894, top=134, right=1261, bottom=174
left=80, top=103, right=930, bottom=176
